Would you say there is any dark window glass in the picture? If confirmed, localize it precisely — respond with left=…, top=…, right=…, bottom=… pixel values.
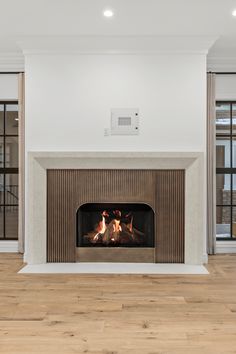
left=0, top=174, right=4, bottom=205
left=232, top=207, right=236, bottom=239
left=5, top=104, right=18, bottom=135
left=233, top=104, right=236, bottom=135
left=0, top=137, right=3, bottom=167
left=216, top=174, right=231, bottom=205
left=0, top=105, right=3, bottom=135
left=0, top=207, right=3, bottom=239
left=5, top=174, right=18, bottom=205
left=216, top=206, right=231, bottom=239
left=216, top=103, right=230, bottom=135
left=216, top=137, right=230, bottom=168
left=0, top=101, right=18, bottom=240
left=5, top=206, right=18, bottom=240
left=5, top=137, right=18, bottom=168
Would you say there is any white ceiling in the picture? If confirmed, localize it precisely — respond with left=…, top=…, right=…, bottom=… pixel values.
left=0, top=0, right=236, bottom=62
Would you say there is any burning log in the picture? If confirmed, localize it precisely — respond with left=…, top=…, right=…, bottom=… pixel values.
left=102, top=219, right=121, bottom=244
left=82, top=209, right=146, bottom=246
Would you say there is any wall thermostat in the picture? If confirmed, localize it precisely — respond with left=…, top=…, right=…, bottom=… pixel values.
left=110, top=108, right=139, bottom=135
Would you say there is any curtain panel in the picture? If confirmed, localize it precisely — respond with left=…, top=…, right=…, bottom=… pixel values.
left=207, top=73, right=216, bottom=255
left=18, top=73, right=25, bottom=253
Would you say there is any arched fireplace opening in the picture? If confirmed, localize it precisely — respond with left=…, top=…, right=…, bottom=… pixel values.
left=77, top=203, right=155, bottom=248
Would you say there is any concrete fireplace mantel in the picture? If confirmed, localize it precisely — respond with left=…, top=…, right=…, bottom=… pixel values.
left=26, top=151, right=205, bottom=265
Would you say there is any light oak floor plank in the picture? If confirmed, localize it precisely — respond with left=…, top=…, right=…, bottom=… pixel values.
left=0, top=254, right=236, bottom=354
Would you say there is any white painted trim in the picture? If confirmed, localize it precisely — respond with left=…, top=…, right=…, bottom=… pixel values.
left=18, top=35, right=217, bottom=55
left=0, top=241, right=19, bottom=253
left=202, top=253, right=208, bottom=264
left=0, top=52, right=24, bottom=72
left=207, top=56, right=236, bottom=72
left=24, top=50, right=209, bottom=56
left=216, top=241, right=236, bottom=254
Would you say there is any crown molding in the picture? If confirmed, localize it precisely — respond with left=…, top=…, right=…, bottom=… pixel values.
left=0, top=52, right=24, bottom=72
left=18, top=35, right=217, bottom=56
left=207, top=56, right=236, bottom=72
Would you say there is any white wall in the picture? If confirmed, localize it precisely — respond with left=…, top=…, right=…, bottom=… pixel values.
left=216, top=74, right=236, bottom=100
left=25, top=54, right=207, bottom=152
left=0, top=74, right=18, bottom=100
left=24, top=53, right=207, bottom=261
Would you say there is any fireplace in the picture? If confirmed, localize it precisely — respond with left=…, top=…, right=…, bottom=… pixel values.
left=27, top=152, right=204, bottom=266
left=46, top=168, right=185, bottom=263
left=77, top=203, right=155, bottom=248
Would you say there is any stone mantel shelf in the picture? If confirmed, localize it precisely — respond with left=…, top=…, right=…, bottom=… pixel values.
left=30, top=151, right=203, bottom=170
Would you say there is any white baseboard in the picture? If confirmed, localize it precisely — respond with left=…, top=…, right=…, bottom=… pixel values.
left=0, top=241, right=18, bottom=253
left=216, top=241, right=236, bottom=254
left=202, top=253, right=208, bottom=264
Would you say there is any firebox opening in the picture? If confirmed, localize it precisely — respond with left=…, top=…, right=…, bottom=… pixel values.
left=77, top=203, right=155, bottom=248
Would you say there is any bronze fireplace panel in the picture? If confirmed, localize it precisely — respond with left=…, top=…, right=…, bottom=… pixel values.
left=47, top=169, right=185, bottom=263
left=76, top=248, right=155, bottom=263
left=155, top=170, right=185, bottom=263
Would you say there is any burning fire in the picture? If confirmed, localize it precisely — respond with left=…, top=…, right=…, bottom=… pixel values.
left=84, top=209, right=145, bottom=246
left=93, top=212, right=107, bottom=241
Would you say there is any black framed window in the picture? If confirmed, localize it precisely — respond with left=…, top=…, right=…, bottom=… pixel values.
left=216, top=101, right=236, bottom=240
left=0, top=101, right=18, bottom=240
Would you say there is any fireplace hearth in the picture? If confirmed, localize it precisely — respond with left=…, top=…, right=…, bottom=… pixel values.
left=77, top=203, right=154, bottom=248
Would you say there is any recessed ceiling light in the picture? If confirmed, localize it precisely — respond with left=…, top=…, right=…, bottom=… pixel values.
left=232, top=9, right=236, bottom=16
left=103, top=9, right=114, bottom=18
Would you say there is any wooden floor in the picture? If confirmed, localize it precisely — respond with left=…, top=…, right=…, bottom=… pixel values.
left=0, top=255, right=236, bottom=354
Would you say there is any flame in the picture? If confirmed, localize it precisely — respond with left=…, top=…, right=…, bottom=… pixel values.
left=127, top=216, right=133, bottom=233
left=93, top=214, right=107, bottom=240
left=91, top=209, right=134, bottom=243
left=113, top=219, right=122, bottom=233
left=84, top=208, right=146, bottom=246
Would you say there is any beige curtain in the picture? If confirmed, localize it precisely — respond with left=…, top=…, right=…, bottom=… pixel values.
left=18, top=73, right=25, bottom=253
left=207, top=73, right=216, bottom=255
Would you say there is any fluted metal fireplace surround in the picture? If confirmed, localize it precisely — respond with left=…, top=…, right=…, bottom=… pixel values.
left=47, top=169, right=185, bottom=263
